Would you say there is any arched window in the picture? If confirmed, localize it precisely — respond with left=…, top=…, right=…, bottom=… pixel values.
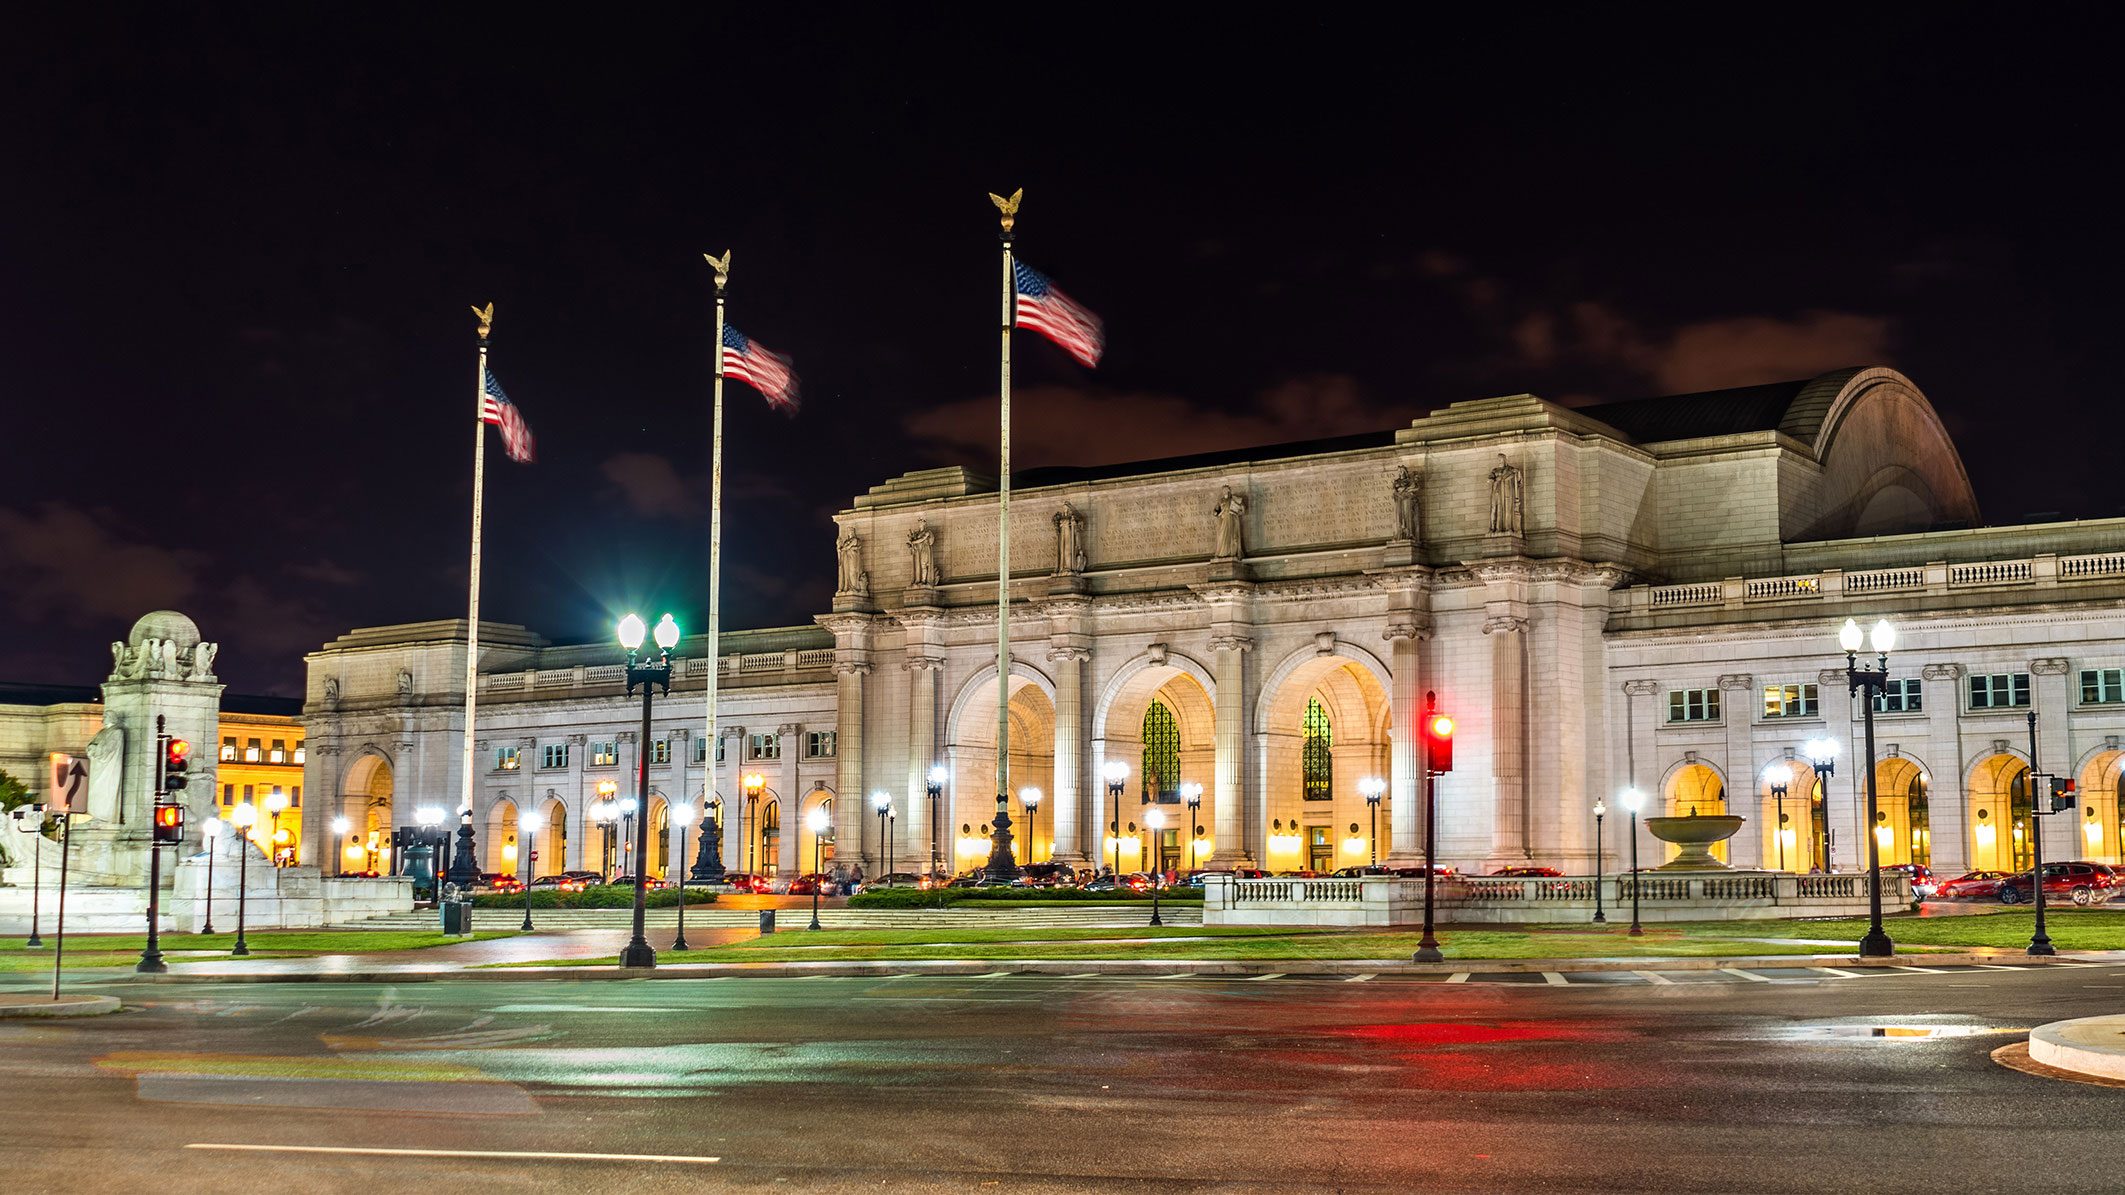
left=1302, top=696, right=1333, bottom=802
left=1141, top=701, right=1180, bottom=803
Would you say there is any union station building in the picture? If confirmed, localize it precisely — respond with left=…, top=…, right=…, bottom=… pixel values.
left=297, top=367, right=2125, bottom=884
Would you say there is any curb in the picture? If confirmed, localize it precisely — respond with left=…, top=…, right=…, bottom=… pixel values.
left=2028, top=1015, right=2125, bottom=1081
left=0, top=993, right=122, bottom=1017
left=62, top=949, right=2102, bottom=985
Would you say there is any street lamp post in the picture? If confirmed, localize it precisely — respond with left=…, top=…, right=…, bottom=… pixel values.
left=1414, top=696, right=1450, bottom=964
left=1839, top=617, right=1897, bottom=958
left=690, top=797, right=725, bottom=883
left=13, top=805, right=45, bottom=948
left=1359, top=777, right=1385, bottom=867
left=925, top=765, right=946, bottom=879
left=229, top=800, right=257, bottom=955
left=1103, top=760, right=1128, bottom=881
left=1620, top=787, right=1644, bottom=936
left=594, top=780, right=619, bottom=877
left=671, top=802, right=695, bottom=952
left=202, top=817, right=224, bottom=934
left=1020, top=787, right=1041, bottom=865
left=619, top=796, right=639, bottom=878
left=872, top=790, right=892, bottom=878
left=806, top=805, right=830, bottom=930
left=1180, top=781, right=1203, bottom=873
left=517, top=809, right=543, bottom=931
left=265, top=789, right=291, bottom=869
left=1764, top=762, right=1792, bottom=872
left=1591, top=798, right=1607, bottom=924
left=2025, top=711, right=2057, bottom=958
left=1144, top=807, right=1166, bottom=926
left=1804, top=737, right=1839, bottom=872
left=617, top=612, right=680, bottom=970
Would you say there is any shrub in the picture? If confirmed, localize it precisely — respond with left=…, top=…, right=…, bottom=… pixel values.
left=469, top=887, right=719, bottom=910
left=848, top=886, right=1205, bottom=909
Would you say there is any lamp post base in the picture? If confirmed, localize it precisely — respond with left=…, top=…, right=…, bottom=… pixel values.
left=618, top=940, right=657, bottom=969
left=1857, top=929, right=1894, bottom=958
left=2027, top=938, right=2057, bottom=957
left=1413, top=944, right=1443, bottom=964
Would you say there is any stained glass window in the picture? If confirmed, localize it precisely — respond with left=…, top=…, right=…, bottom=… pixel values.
left=1302, top=696, right=1332, bottom=802
left=1141, top=701, right=1180, bottom=803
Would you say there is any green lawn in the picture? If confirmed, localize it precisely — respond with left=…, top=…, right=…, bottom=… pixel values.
left=0, top=930, right=515, bottom=972
left=509, top=908, right=2125, bottom=966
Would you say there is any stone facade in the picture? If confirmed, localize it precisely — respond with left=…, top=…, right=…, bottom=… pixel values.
left=298, top=367, right=2125, bottom=883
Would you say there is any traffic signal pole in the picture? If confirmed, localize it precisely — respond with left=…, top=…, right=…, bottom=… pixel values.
left=137, top=716, right=172, bottom=974
left=1415, top=691, right=1449, bottom=964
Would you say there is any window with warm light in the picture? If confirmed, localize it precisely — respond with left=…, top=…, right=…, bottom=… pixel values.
left=245, top=738, right=262, bottom=762
left=804, top=730, right=837, bottom=759
left=1969, top=672, right=2030, bottom=710
left=496, top=746, right=520, bottom=771
left=1142, top=701, right=1180, bottom=803
left=649, top=739, right=671, bottom=765
left=292, top=745, right=305, bottom=764
left=269, top=739, right=286, bottom=764
left=750, top=733, right=780, bottom=760
left=1667, top=688, right=1721, bottom=722
left=591, top=741, right=617, bottom=766
left=1761, top=683, right=1819, bottom=718
left=220, top=737, right=237, bottom=762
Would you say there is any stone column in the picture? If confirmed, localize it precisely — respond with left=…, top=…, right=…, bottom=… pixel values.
left=1621, top=680, right=1662, bottom=875
left=2032, top=656, right=2075, bottom=867
left=777, top=723, right=803, bottom=876
left=903, top=655, right=942, bottom=877
left=819, top=613, right=875, bottom=876
left=1209, top=632, right=1256, bottom=867
left=1047, top=646, right=1090, bottom=864
left=1717, top=674, right=1757, bottom=868
left=718, top=726, right=746, bottom=872
left=1384, top=620, right=1427, bottom=865
left=1920, top=664, right=1967, bottom=875
left=1486, top=614, right=1531, bottom=865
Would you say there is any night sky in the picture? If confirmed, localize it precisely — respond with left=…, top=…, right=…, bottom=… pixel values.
left=5, top=7, right=2121, bottom=696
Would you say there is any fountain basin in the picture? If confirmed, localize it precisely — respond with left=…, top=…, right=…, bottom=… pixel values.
left=1644, top=813, right=1745, bottom=871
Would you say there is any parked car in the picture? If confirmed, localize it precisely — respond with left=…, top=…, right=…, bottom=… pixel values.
left=1489, top=865, right=1564, bottom=878
left=529, top=874, right=588, bottom=892
left=478, top=871, right=523, bottom=893
left=718, top=872, right=772, bottom=893
left=785, top=874, right=824, bottom=896
left=1998, top=861, right=2121, bottom=906
left=1933, top=870, right=2011, bottom=900
left=1178, top=867, right=1268, bottom=888
left=558, top=869, right=604, bottom=887
left=1083, top=872, right=1155, bottom=893
left=1883, top=863, right=1937, bottom=897
left=1011, top=862, right=1081, bottom=888
left=605, top=874, right=671, bottom=891
left=1389, top=864, right=1458, bottom=879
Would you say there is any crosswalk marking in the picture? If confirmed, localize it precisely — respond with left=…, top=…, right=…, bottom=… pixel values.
left=1541, top=972, right=1569, bottom=986
left=1344, top=973, right=1376, bottom=982
left=1721, top=968, right=1774, bottom=982
left=1245, top=973, right=1287, bottom=981
left=1632, top=970, right=1674, bottom=985
left=1814, top=967, right=1866, bottom=978
left=1445, top=972, right=1471, bottom=984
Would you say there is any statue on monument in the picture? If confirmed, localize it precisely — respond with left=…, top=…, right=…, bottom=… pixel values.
left=157, top=638, right=180, bottom=677
left=85, top=727, right=124, bottom=823
left=1392, top=465, right=1422, bottom=542
left=908, top=519, right=939, bottom=587
left=1053, top=501, right=1086, bottom=575
left=1488, top=454, right=1525, bottom=536
left=835, top=527, right=870, bottom=597
left=187, top=641, right=218, bottom=681
left=397, top=668, right=414, bottom=699
left=1212, top=485, right=1247, bottom=560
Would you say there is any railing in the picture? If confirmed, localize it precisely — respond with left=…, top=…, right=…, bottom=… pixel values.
left=1625, top=549, right=2125, bottom=614
left=796, top=649, right=837, bottom=669
left=1797, top=874, right=1864, bottom=898
left=739, top=653, right=782, bottom=673
left=479, top=646, right=835, bottom=693
left=1230, top=878, right=1364, bottom=903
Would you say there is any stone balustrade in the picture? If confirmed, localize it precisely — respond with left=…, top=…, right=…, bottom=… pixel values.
left=1204, top=871, right=1912, bottom=926
left=1622, top=551, right=2125, bottom=615
left=483, top=647, right=836, bottom=694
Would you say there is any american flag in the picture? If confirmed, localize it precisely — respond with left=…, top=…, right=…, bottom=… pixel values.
left=723, top=325, right=801, bottom=413
left=1013, top=260, right=1104, bottom=368
left=478, top=367, right=536, bottom=463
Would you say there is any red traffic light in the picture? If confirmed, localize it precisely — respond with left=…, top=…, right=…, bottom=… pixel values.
left=161, top=735, right=193, bottom=792
left=166, top=737, right=191, bottom=763
left=152, top=803, right=186, bottom=845
left=1423, top=708, right=1455, bottom=773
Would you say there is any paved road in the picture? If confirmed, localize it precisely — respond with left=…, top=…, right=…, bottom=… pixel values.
left=3, top=966, right=2122, bottom=1193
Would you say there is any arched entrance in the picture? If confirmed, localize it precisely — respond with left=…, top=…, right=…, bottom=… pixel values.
left=342, top=753, right=394, bottom=874
left=1094, top=657, right=1216, bottom=873
left=487, top=799, right=519, bottom=873
left=1256, top=653, right=1390, bottom=873
left=2073, top=749, right=2125, bottom=865
left=1873, top=757, right=1931, bottom=868
left=539, top=796, right=567, bottom=878
left=1665, top=762, right=1728, bottom=865
left=759, top=800, right=782, bottom=877
left=946, top=666, right=1056, bottom=868
left=802, top=790, right=836, bottom=876
left=1968, top=753, right=2031, bottom=872
left=1756, top=760, right=1828, bottom=872
left=648, top=796, right=670, bottom=878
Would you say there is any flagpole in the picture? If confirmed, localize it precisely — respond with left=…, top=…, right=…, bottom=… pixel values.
left=461, top=304, right=493, bottom=834
left=703, top=252, right=729, bottom=877
left=987, top=191, right=1021, bottom=880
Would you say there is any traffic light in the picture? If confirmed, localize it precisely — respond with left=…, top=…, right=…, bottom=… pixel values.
left=160, top=735, right=192, bottom=794
left=152, top=802, right=185, bottom=845
left=2052, top=777, right=2078, bottom=813
left=1423, top=709, right=1455, bottom=774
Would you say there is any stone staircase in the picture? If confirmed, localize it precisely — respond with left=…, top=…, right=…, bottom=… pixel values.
left=344, top=904, right=1203, bottom=932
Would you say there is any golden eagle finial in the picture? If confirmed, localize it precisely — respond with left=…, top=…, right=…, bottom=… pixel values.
left=703, top=250, right=731, bottom=287
left=988, top=187, right=1022, bottom=231
left=470, top=302, right=494, bottom=340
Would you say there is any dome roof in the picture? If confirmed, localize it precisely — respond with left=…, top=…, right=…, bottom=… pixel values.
left=127, top=610, right=201, bottom=650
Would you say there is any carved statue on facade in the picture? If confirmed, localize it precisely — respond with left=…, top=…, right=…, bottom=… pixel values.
left=1053, top=501, right=1086, bottom=575
left=323, top=677, right=341, bottom=707
left=158, top=638, right=180, bottom=677
left=109, top=641, right=136, bottom=680
left=1489, top=454, right=1525, bottom=536
left=397, top=668, right=414, bottom=699
left=187, top=641, right=218, bottom=681
left=908, top=519, right=939, bottom=587
left=835, top=527, right=870, bottom=596
left=1392, top=465, right=1422, bottom=542
left=1212, top=485, right=1247, bottom=560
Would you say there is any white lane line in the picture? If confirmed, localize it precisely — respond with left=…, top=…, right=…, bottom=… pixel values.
left=1814, top=967, right=1866, bottom=978
left=1720, top=968, right=1774, bottom=983
left=1344, top=973, right=1377, bottom=983
left=1445, top=972, right=1471, bottom=984
left=1245, top=973, right=1287, bottom=981
left=1893, top=965, right=1952, bottom=974
left=1541, top=971, right=1569, bottom=986
left=1973, top=963, right=2024, bottom=971
left=1632, top=970, right=1674, bottom=985
left=186, top=1144, right=720, bottom=1165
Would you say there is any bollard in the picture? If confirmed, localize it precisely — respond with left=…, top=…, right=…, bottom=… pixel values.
left=759, top=909, right=776, bottom=935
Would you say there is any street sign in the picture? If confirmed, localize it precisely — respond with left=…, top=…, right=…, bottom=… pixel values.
left=47, top=753, right=88, bottom=814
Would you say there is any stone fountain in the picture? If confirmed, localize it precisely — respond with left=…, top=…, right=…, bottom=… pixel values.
left=1644, top=808, right=1746, bottom=871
